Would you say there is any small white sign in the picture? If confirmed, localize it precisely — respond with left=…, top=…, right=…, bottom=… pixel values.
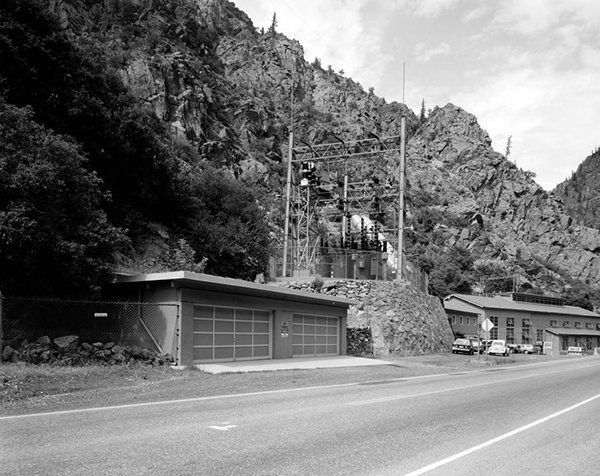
left=481, top=318, right=494, bottom=332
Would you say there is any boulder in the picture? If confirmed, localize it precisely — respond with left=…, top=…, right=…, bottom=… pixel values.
left=54, top=335, right=79, bottom=353
left=36, top=336, right=52, bottom=346
left=2, top=345, right=15, bottom=362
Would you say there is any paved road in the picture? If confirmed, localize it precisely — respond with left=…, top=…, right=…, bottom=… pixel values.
left=2, top=358, right=600, bottom=475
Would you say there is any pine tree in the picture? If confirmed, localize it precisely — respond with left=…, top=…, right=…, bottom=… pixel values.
left=419, top=99, right=426, bottom=123
left=268, top=12, right=278, bottom=34
left=505, top=135, right=513, bottom=160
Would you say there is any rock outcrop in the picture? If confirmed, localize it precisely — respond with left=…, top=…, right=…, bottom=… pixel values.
left=554, top=149, right=600, bottom=230
left=406, top=104, right=600, bottom=294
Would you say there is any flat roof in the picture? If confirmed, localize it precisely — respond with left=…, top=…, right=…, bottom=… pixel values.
left=113, top=271, right=359, bottom=309
left=444, top=294, right=599, bottom=318
left=545, top=328, right=600, bottom=337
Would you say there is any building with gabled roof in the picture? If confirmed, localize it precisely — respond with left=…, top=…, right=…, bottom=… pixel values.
left=443, top=292, right=600, bottom=354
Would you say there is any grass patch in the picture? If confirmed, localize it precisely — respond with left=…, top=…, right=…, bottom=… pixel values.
left=0, top=362, right=178, bottom=405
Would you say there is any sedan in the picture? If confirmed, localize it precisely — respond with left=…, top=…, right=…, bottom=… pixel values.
left=452, top=338, right=474, bottom=355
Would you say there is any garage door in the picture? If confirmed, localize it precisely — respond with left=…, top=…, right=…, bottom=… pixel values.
left=193, top=305, right=271, bottom=362
left=292, top=314, right=339, bottom=356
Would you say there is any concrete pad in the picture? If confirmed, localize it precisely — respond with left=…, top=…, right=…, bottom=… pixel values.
left=196, top=356, right=393, bottom=374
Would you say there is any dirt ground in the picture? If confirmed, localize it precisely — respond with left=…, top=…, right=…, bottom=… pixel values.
left=0, top=352, right=552, bottom=417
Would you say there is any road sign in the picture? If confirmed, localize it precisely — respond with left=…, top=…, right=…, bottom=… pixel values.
left=481, top=318, right=494, bottom=333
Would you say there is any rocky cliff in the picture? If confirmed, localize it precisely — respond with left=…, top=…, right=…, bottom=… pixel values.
left=407, top=105, right=600, bottom=295
left=44, top=0, right=600, bottom=307
left=554, top=149, right=600, bottom=230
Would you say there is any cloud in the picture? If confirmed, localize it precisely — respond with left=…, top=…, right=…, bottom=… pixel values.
left=415, top=42, right=451, bottom=63
left=411, top=0, right=465, bottom=17
left=492, top=0, right=600, bottom=36
left=451, top=55, right=600, bottom=190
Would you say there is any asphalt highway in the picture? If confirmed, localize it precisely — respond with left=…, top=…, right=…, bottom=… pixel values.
left=2, top=357, right=600, bottom=475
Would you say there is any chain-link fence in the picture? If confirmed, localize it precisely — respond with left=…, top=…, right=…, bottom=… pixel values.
left=0, top=293, right=179, bottom=360
left=275, top=250, right=429, bottom=294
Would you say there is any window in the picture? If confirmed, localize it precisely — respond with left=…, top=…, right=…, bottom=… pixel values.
left=574, top=322, right=582, bottom=328
left=550, top=320, right=557, bottom=327
left=460, top=316, right=464, bottom=325
left=506, top=317, right=515, bottom=344
left=563, top=321, right=571, bottom=328
left=586, top=322, right=593, bottom=329
left=490, top=316, right=499, bottom=340
left=522, top=318, right=531, bottom=327
left=537, top=329, right=544, bottom=342
left=452, top=315, right=456, bottom=324
left=466, top=317, right=471, bottom=326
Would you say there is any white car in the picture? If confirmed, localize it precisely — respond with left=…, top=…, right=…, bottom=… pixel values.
left=567, top=346, right=586, bottom=355
left=488, top=339, right=509, bottom=356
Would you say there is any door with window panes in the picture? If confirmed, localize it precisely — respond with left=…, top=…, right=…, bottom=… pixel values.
left=192, top=305, right=271, bottom=362
left=292, top=314, right=339, bottom=356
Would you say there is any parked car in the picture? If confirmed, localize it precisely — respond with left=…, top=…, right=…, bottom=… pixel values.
left=452, top=338, right=474, bottom=355
left=481, top=340, right=493, bottom=353
left=567, top=346, right=586, bottom=355
left=516, top=344, right=535, bottom=354
left=488, top=339, right=509, bottom=356
left=469, top=338, right=484, bottom=354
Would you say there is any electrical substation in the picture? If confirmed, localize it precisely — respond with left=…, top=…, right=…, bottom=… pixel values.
left=282, top=130, right=411, bottom=281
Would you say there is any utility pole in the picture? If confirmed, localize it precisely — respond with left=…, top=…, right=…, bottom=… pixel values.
left=396, top=116, right=406, bottom=281
left=282, top=132, right=293, bottom=277
left=282, top=56, right=296, bottom=277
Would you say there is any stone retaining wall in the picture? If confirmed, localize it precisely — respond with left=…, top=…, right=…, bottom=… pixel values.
left=271, top=279, right=454, bottom=357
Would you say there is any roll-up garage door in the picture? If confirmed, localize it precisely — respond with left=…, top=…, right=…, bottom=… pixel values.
left=292, top=314, right=339, bottom=356
left=193, top=305, right=271, bottom=362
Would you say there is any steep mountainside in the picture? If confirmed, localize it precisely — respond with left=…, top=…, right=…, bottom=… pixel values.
left=406, top=105, right=600, bottom=295
left=554, top=149, right=600, bottom=230
left=14, top=0, right=600, bottom=307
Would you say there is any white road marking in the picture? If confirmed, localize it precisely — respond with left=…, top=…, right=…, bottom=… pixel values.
left=2, top=360, right=598, bottom=421
left=347, top=363, right=598, bottom=406
left=209, top=426, right=235, bottom=431
left=403, top=392, right=600, bottom=476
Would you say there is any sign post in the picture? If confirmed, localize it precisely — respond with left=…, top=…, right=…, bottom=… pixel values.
left=481, top=318, right=495, bottom=358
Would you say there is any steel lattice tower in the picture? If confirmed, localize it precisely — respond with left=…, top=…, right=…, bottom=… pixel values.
left=282, top=133, right=406, bottom=279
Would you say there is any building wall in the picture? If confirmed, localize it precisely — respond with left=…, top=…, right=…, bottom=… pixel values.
left=179, top=288, right=347, bottom=365
left=107, top=284, right=181, bottom=358
left=446, top=298, right=600, bottom=346
left=544, top=332, right=600, bottom=354
left=445, top=310, right=480, bottom=337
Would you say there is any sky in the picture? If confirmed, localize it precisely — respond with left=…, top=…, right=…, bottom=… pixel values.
left=233, top=0, right=600, bottom=191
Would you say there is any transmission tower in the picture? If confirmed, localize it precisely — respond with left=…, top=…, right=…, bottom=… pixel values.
left=282, top=134, right=405, bottom=279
